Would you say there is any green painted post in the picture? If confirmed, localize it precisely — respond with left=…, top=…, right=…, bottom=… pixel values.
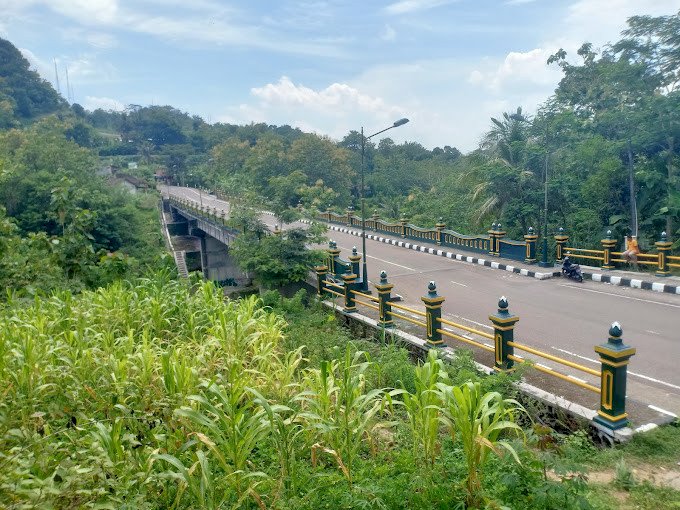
left=315, top=265, right=328, bottom=297
left=554, top=227, right=569, bottom=263
left=524, top=227, right=538, bottom=264
left=374, top=270, right=394, bottom=328
left=400, top=215, right=408, bottom=238
left=655, top=231, right=672, bottom=277
left=348, top=246, right=361, bottom=281
left=489, top=297, right=519, bottom=371
left=594, top=322, right=636, bottom=430
left=436, top=217, right=446, bottom=246
left=601, top=230, right=616, bottom=270
left=346, top=206, right=353, bottom=227
left=495, top=223, right=505, bottom=257
left=421, top=281, right=445, bottom=347
left=327, top=240, right=340, bottom=276
left=488, top=222, right=498, bottom=256
left=372, top=209, right=380, bottom=232
left=342, top=273, right=358, bottom=312
left=273, top=224, right=281, bottom=236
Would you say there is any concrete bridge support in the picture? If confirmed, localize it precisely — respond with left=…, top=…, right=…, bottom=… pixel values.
left=198, top=233, right=247, bottom=283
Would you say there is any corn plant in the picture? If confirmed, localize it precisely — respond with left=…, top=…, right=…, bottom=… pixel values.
left=402, top=349, right=449, bottom=467
left=301, top=346, right=401, bottom=485
left=436, top=381, right=526, bottom=508
left=250, top=388, right=306, bottom=497
left=173, top=369, right=269, bottom=505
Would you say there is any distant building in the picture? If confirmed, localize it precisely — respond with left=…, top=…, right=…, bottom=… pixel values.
left=114, top=173, right=149, bottom=194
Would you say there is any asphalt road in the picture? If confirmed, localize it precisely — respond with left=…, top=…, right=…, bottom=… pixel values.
left=166, top=186, right=680, bottom=420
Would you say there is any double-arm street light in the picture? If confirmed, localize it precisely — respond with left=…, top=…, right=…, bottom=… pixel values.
left=359, top=117, right=410, bottom=292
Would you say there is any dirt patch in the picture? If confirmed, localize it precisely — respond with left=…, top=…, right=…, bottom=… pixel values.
left=586, top=464, right=680, bottom=490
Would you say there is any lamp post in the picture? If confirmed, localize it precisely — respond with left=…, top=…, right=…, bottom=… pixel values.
left=539, top=125, right=551, bottom=268
left=359, top=118, right=410, bottom=291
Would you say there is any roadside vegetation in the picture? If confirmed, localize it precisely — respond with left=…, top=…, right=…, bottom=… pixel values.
left=1, top=277, right=678, bottom=509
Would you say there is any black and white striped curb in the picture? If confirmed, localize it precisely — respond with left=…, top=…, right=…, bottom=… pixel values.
left=585, top=271, right=680, bottom=294
left=326, top=225, right=558, bottom=280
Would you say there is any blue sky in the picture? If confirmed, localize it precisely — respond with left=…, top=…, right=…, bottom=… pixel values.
left=1, top=0, right=677, bottom=152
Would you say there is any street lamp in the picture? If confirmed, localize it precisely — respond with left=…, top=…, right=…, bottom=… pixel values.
left=539, top=137, right=551, bottom=268
left=359, top=118, right=410, bottom=291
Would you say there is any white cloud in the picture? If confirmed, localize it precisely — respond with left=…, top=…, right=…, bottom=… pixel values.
left=505, top=0, right=537, bottom=5
left=469, top=48, right=561, bottom=93
left=83, top=95, right=125, bottom=111
left=381, top=24, right=396, bottom=42
left=385, top=0, right=457, bottom=15
left=60, top=28, right=117, bottom=49
left=19, top=47, right=52, bottom=78
left=218, top=76, right=406, bottom=141
left=6, top=0, right=347, bottom=58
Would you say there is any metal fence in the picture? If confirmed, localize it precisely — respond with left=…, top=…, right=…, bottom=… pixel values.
left=315, top=244, right=636, bottom=433
left=318, top=210, right=537, bottom=263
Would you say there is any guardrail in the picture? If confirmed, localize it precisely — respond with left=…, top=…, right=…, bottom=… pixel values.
left=318, top=210, right=537, bottom=263
left=557, top=228, right=677, bottom=277
left=314, top=246, right=636, bottom=433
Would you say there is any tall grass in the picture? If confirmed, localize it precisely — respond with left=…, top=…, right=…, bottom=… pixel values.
left=0, top=276, right=587, bottom=509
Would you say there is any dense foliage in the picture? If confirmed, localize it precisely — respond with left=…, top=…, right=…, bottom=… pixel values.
left=0, top=276, right=604, bottom=509
left=0, top=117, right=164, bottom=297
left=0, top=38, right=64, bottom=126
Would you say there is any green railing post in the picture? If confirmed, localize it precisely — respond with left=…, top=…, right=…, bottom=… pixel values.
left=374, top=270, right=394, bottom=328
left=421, top=281, right=445, bottom=347
left=400, top=215, right=408, bottom=238
left=346, top=206, right=353, bottom=226
left=273, top=224, right=281, bottom=236
left=554, top=227, right=569, bottom=263
left=342, top=273, right=358, bottom=312
left=372, top=209, right=380, bottom=232
left=327, top=240, right=340, bottom=276
left=436, top=217, right=446, bottom=246
left=594, top=322, right=635, bottom=431
left=524, top=226, right=538, bottom=264
left=655, top=231, right=672, bottom=277
left=601, top=229, right=616, bottom=270
left=348, top=246, right=361, bottom=279
left=489, top=297, right=519, bottom=371
left=495, top=223, right=506, bottom=257
left=315, top=265, right=328, bottom=297
left=488, top=222, right=498, bottom=256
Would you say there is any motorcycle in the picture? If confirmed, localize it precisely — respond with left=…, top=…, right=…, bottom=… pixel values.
left=562, top=256, right=583, bottom=282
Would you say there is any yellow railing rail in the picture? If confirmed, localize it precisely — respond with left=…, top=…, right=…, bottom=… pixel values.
left=506, top=341, right=600, bottom=377
left=351, top=297, right=379, bottom=311
left=438, top=317, right=494, bottom=340
left=390, top=302, right=426, bottom=317
left=387, top=310, right=427, bottom=328
left=437, top=328, right=495, bottom=353
left=353, top=290, right=378, bottom=302
left=508, top=355, right=600, bottom=393
left=565, top=247, right=603, bottom=255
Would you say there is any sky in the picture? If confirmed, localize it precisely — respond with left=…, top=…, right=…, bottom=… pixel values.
left=1, top=0, right=678, bottom=153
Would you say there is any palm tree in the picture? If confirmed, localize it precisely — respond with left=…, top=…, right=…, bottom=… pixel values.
left=463, top=107, right=535, bottom=225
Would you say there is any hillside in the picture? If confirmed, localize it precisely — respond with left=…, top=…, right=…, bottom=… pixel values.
left=0, top=38, right=64, bottom=126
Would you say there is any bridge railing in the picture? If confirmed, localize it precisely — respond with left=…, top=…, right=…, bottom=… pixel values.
left=314, top=243, right=635, bottom=432
left=318, top=209, right=538, bottom=264
left=557, top=228, right=677, bottom=277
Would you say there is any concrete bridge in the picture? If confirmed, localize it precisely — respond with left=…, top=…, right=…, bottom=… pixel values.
left=162, top=186, right=680, bottom=432
left=162, top=187, right=247, bottom=286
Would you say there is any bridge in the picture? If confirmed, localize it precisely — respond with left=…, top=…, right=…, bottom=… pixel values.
left=162, top=186, right=680, bottom=434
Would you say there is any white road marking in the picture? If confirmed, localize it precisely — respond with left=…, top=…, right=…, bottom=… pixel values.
left=645, top=330, right=660, bottom=335
left=336, top=246, right=416, bottom=271
left=446, top=315, right=494, bottom=331
left=553, top=346, right=680, bottom=391
left=648, top=405, right=678, bottom=418
left=450, top=280, right=469, bottom=287
left=558, top=284, right=680, bottom=308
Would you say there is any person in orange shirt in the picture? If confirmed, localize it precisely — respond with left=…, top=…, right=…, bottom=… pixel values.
left=622, top=235, right=640, bottom=268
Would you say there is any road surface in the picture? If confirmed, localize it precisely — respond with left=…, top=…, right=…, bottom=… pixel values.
left=165, top=186, right=680, bottom=421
